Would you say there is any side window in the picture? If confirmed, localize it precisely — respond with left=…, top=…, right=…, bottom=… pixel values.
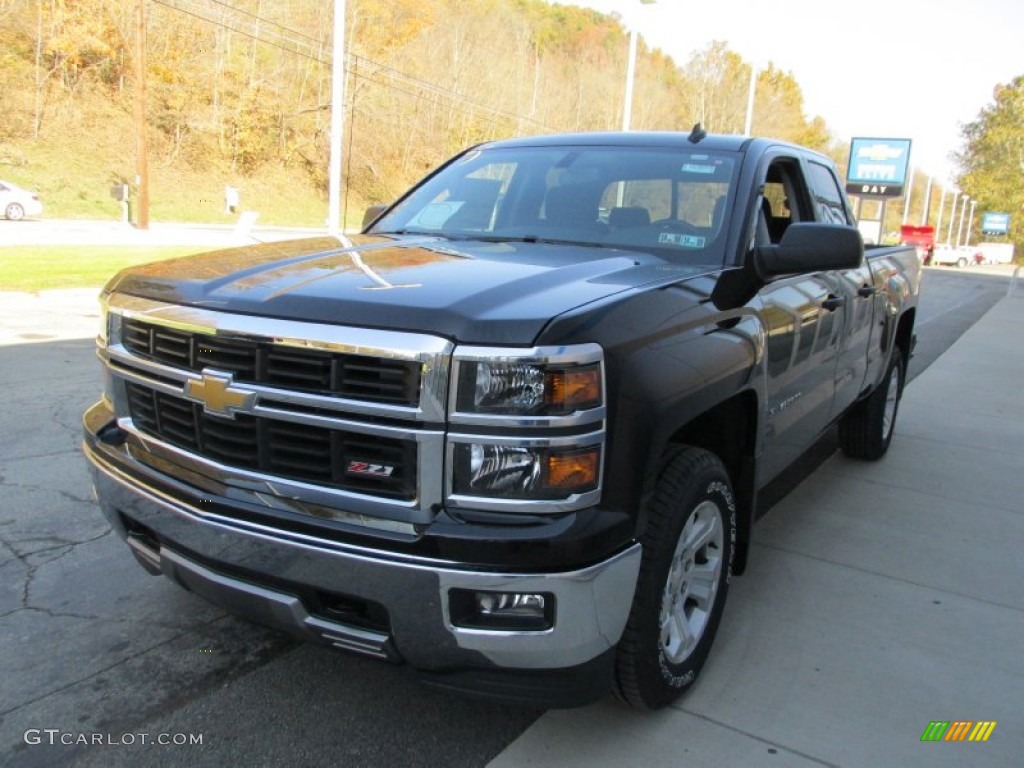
left=758, top=158, right=812, bottom=245
left=807, top=161, right=851, bottom=225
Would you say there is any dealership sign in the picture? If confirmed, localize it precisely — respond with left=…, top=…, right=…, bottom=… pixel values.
left=845, top=138, right=912, bottom=198
left=981, top=212, right=1010, bottom=234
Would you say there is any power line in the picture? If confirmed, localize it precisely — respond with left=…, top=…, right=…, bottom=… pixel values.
left=150, top=0, right=323, bottom=62
left=203, top=0, right=322, bottom=46
left=150, top=0, right=553, bottom=130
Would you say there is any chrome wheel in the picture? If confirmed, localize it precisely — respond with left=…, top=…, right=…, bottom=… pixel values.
left=5, top=203, right=24, bottom=221
left=659, top=500, right=724, bottom=665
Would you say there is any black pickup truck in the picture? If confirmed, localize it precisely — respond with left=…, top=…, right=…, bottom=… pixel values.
left=83, top=130, right=919, bottom=709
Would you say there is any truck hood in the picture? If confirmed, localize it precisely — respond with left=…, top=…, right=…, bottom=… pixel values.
left=107, top=234, right=713, bottom=344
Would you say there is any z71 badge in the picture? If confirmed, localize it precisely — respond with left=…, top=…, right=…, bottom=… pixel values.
left=346, top=461, right=395, bottom=478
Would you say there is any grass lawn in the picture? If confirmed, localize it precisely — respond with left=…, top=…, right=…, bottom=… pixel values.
left=0, top=245, right=203, bottom=292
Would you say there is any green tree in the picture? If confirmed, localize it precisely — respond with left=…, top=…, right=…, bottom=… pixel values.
left=955, top=75, right=1024, bottom=260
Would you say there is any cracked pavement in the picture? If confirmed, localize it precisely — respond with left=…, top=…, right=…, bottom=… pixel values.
left=0, top=337, right=298, bottom=766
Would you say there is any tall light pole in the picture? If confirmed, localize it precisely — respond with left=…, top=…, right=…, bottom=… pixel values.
left=946, top=190, right=959, bottom=245
left=134, top=0, right=149, bottom=230
left=920, top=176, right=933, bottom=225
left=743, top=64, right=757, bottom=136
left=901, top=168, right=915, bottom=224
left=934, top=186, right=947, bottom=236
left=956, top=194, right=970, bottom=247
left=327, top=0, right=348, bottom=236
left=620, top=0, right=656, bottom=132
left=966, top=200, right=978, bottom=246
left=622, top=28, right=639, bottom=131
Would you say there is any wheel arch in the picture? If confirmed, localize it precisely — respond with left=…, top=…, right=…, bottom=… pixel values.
left=660, top=390, right=759, bottom=576
left=893, top=307, right=915, bottom=364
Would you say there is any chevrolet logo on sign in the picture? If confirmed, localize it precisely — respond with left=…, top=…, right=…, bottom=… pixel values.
left=184, top=370, right=256, bottom=418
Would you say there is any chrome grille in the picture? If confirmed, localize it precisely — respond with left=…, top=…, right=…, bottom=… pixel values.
left=125, top=382, right=417, bottom=500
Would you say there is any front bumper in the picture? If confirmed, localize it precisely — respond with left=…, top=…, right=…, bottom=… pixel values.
left=84, top=432, right=641, bottom=705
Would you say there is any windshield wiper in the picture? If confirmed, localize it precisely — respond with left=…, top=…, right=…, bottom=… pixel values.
left=468, top=234, right=619, bottom=249
left=372, top=228, right=437, bottom=236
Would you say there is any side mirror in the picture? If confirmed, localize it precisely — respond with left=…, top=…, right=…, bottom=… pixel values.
left=755, top=223, right=864, bottom=278
left=362, top=204, right=389, bottom=231
left=712, top=223, right=864, bottom=311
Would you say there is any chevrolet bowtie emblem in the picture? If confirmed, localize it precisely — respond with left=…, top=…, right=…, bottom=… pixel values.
left=184, top=370, right=256, bottom=418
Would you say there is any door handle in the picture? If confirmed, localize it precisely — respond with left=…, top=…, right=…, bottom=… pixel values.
left=822, top=295, right=846, bottom=312
left=857, top=285, right=877, bottom=297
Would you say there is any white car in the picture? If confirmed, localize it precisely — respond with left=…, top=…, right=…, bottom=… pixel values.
left=0, top=180, right=43, bottom=221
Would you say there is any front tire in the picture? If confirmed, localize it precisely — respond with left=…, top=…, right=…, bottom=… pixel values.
left=615, top=447, right=736, bottom=709
left=5, top=203, right=25, bottom=221
left=838, top=349, right=905, bottom=460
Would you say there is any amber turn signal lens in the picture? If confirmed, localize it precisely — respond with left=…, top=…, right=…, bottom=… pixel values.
left=544, top=448, right=600, bottom=491
left=547, top=366, right=602, bottom=412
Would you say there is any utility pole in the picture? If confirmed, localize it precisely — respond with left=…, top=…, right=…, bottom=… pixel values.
left=327, top=0, right=347, bottom=237
left=134, top=0, right=149, bottom=229
left=934, top=186, right=946, bottom=237
left=621, top=27, right=639, bottom=132
left=920, top=176, right=932, bottom=226
left=901, top=168, right=914, bottom=224
left=743, top=65, right=757, bottom=136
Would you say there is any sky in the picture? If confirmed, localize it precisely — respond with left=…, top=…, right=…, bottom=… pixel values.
left=562, top=0, right=1024, bottom=186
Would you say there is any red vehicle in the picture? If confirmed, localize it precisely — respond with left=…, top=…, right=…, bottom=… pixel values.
left=901, top=224, right=936, bottom=265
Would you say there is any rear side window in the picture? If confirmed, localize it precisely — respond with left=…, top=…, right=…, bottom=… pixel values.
left=807, top=161, right=851, bottom=225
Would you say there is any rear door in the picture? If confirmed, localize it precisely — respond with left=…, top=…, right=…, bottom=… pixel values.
left=803, top=159, right=878, bottom=419
left=756, top=153, right=846, bottom=482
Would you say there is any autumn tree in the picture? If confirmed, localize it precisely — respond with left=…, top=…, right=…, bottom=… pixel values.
left=955, top=75, right=1024, bottom=259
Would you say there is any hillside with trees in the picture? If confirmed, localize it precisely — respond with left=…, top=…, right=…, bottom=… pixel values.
left=1, top=0, right=838, bottom=226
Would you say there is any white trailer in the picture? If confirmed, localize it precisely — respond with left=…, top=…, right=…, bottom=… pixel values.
left=976, top=242, right=1015, bottom=264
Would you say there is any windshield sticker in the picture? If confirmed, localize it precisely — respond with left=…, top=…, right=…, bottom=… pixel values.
left=680, top=163, right=716, bottom=174
left=658, top=233, right=706, bottom=248
left=406, top=201, right=464, bottom=229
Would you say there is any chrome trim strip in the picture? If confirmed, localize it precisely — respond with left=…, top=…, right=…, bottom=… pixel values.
left=107, top=295, right=454, bottom=422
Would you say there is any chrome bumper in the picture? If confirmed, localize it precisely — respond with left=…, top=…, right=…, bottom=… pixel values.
left=85, top=441, right=641, bottom=672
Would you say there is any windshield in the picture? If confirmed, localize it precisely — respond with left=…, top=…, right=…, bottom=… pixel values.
left=369, top=145, right=739, bottom=263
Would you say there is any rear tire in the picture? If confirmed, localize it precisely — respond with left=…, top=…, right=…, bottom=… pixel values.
left=5, top=203, right=24, bottom=221
left=838, top=349, right=905, bottom=460
left=614, top=447, right=736, bottom=709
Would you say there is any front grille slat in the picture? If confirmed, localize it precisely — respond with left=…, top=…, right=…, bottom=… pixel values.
left=123, top=381, right=417, bottom=500
left=122, top=318, right=421, bottom=406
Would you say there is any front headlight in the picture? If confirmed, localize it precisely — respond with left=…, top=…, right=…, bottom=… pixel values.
left=457, top=361, right=602, bottom=415
left=451, top=343, right=604, bottom=420
left=452, top=442, right=601, bottom=500
left=446, top=344, right=605, bottom=512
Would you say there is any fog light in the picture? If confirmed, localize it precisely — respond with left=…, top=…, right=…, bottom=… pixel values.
left=479, top=592, right=545, bottom=616
left=449, top=589, right=554, bottom=631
